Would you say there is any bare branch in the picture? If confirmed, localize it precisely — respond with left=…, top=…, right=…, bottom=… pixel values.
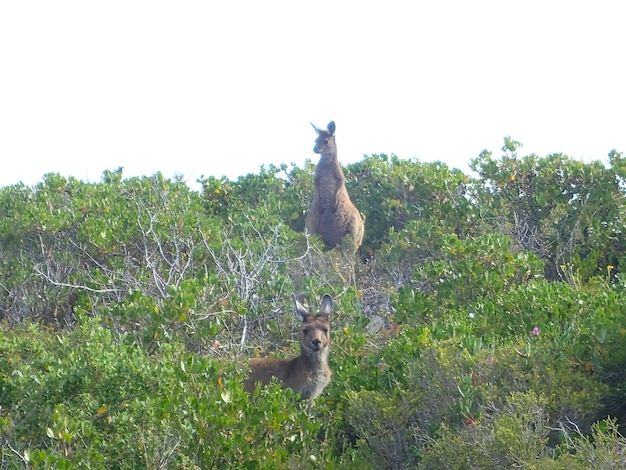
left=33, top=266, right=125, bottom=294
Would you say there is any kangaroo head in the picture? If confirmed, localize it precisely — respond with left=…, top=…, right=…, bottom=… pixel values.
left=310, top=121, right=336, bottom=154
left=293, top=294, right=333, bottom=353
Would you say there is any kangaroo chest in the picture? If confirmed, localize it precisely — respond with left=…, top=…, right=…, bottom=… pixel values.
left=315, top=166, right=346, bottom=209
left=296, top=368, right=331, bottom=400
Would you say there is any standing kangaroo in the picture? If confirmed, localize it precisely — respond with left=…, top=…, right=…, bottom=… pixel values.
left=245, top=294, right=333, bottom=400
left=306, top=121, right=364, bottom=253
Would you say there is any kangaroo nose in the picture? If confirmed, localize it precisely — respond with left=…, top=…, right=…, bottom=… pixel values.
left=312, top=339, right=321, bottom=348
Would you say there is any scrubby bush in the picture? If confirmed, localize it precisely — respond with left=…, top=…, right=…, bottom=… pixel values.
left=2, top=143, right=626, bottom=467
left=0, top=319, right=337, bottom=468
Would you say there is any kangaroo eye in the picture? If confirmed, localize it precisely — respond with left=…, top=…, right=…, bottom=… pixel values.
left=322, top=328, right=329, bottom=333
left=302, top=328, right=309, bottom=334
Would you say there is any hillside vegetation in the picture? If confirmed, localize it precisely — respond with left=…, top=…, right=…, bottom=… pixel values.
left=1, top=140, right=626, bottom=468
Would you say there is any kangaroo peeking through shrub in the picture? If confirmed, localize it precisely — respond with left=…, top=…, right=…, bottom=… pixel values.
left=245, top=294, right=333, bottom=400
left=306, top=121, right=364, bottom=253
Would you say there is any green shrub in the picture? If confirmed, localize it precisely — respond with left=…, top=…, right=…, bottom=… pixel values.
left=421, top=392, right=552, bottom=469
left=0, top=320, right=339, bottom=468
left=2, top=149, right=626, bottom=468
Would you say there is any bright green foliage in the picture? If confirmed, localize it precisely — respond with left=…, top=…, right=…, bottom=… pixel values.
left=345, top=154, right=473, bottom=255
left=1, top=144, right=626, bottom=467
left=0, top=169, right=220, bottom=325
left=471, top=144, right=626, bottom=280
left=199, top=162, right=313, bottom=231
left=412, top=232, right=544, bottom=304
left=0, top=320, right=333, bottom=468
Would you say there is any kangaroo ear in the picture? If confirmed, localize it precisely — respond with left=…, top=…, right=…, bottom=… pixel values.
left=293, top=294, right=310, bottom=322
left=327, top=121, right=336, bottom=135
left=318, top=294, right=333, bottom=317
left=310, top=122, right=321, bottom=135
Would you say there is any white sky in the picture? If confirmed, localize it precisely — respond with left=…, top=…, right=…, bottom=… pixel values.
left=1, top=1, right=624, bottom=191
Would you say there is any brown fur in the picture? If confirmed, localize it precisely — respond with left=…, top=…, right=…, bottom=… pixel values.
left=306, top=121, right=364, bottom=253
left=245, top=295, right=333, bottom=400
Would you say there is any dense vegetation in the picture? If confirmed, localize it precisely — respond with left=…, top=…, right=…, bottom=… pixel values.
left=1, top=140, right=626, bottom=468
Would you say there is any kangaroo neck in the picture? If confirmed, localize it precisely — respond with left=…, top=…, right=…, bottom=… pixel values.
left=319, top=148, right=337, bottom=163
left=299, top=347, right=329, bottom=369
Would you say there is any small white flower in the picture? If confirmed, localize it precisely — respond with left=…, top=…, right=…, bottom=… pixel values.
left=469, top=312, right=475, bottom=319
